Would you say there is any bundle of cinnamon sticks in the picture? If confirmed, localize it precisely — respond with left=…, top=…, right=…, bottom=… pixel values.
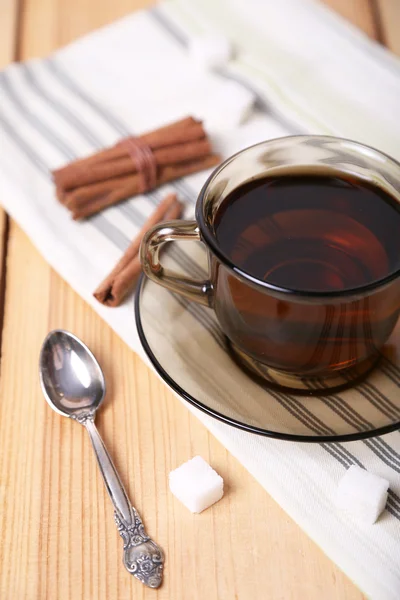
left=94, top=192, right=183, bottom=306
left=53, top=116, right=221, bottom=220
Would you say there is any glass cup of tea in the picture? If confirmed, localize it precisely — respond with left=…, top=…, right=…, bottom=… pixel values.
left=140, top=136, right=400, bottom=392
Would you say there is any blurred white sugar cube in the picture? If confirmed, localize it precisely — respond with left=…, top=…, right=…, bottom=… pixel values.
left=336, top=465, right=390, bottom=524
left=189, top=34, right=233, bottom=70
left=169, top=456, right=224, bottom=513
left=203, top=80, right=256, bottom=129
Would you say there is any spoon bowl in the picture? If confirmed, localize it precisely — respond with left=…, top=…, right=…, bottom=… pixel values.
left=39, top=329, right=105, bottom=418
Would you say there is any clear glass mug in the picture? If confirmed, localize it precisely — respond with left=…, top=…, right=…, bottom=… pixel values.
left=140, top=136, right=400, bottom=391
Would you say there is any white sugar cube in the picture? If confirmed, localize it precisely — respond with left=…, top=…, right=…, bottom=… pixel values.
left=169, top=456, right=224, bottom=513
left=212, top=81, right=256, bottom=128
left=196, top=80, right=256, bottom=131
left=336, top=465, right=389, bottom=524
left=189, top=35, right=233, bottom=70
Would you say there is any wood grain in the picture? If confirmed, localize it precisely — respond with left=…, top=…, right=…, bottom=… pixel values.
left=376, top=0, right=400, bottom=53
left=0, top=1, right=397, bottom=598
left=0, top=0, right=19, bottom=68
left=320, top=0, right=378, bottom=38
left=19, top=0, right=149, bottom=58
left=0, top=0, right=18, bottom=353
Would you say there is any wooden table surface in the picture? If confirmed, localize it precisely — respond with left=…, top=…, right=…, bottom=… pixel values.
left=0, top=1, right=398, bottom=599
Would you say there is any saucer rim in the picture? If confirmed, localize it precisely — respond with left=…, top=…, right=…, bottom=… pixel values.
left=134, top=274, right=400, bottom=443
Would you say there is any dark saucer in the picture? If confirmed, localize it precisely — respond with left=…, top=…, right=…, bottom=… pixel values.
left=135, top=266, right=400, bottom=442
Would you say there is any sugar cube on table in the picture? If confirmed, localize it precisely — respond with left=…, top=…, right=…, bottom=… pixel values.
left=336, top=465, right=390, bottom=524
left=169, top=456, right=224, bottom=513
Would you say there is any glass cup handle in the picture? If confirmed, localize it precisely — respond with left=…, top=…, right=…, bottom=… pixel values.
left=140, top=219, right=212, bottom=306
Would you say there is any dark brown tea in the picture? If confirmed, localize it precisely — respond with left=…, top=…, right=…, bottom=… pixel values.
left=213, top=174, right=400, bottom=377
left=215, top=175, right=400, bottom=292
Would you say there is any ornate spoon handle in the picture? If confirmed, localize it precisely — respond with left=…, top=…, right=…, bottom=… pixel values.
left=83, top=416, right=164, bottom=588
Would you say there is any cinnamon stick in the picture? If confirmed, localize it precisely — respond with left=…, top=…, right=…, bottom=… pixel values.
left=54, top=138, right=211, bottom=191
left=67, top=153, right=221, bottom=220
left=53, top=116, right=206, bottom=187
left=94, top=193, right=183, bottom=306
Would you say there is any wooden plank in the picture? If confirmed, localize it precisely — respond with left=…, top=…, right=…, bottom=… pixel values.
left=0, top=0, right=19, bottom=68
left=0, top=0, right=20, bottom=356
left=376, top=0, right=400, bottom=54
left=320, top=0, right=378, bottom=38
left=2, top=0, right=395, bottom=598
left=19, top=0, right=150, bottom=57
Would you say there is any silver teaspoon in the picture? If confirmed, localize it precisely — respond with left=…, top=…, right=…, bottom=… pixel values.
left=39, top=329, right=164, bottom=589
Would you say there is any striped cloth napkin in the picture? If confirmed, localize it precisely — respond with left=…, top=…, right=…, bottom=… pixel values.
left=1, top=0, right=400, bottom=597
